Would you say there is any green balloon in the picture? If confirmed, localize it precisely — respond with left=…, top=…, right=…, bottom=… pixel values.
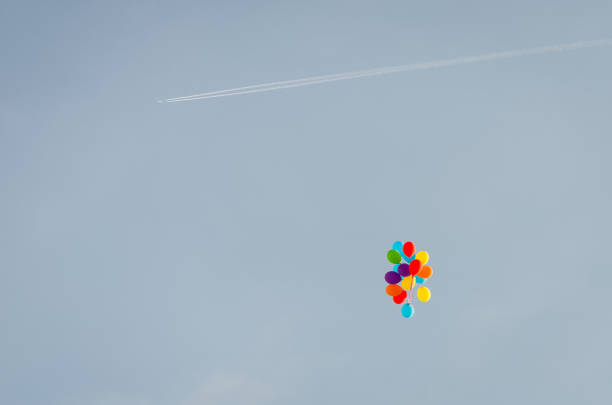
left=387, top=249, right=402, bottom=264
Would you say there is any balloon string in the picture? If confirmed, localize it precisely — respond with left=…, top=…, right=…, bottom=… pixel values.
left=408, top=276, right=414, bottom=303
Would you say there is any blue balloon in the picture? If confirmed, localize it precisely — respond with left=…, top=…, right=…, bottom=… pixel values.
left=401, top=303, right=415, bottom=318
left=400, top=252, right=416, bottom=263
left=393, top=264, right=400, bottom=272
left=415, top=276, right=425, bottom=284
left=392, top=241, right=403, bottom=252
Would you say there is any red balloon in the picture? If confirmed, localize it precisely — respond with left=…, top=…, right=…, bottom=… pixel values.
left=403, top=241, right=415, bottom=257
left=409, top=259, right=422, bottom=275
left=393, top=290, right=407, bottom=304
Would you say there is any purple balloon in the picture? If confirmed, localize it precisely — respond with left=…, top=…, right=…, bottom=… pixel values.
left=385, top=271, right=401, bottom=284
left=397, top=263, right=410, bottom=277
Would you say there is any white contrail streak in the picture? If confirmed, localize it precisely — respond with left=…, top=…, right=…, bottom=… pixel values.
left=163, top=38, right=612, bottom=103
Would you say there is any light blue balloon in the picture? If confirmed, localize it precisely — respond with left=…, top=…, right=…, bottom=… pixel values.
left=393, top=264, right=400, bottom=272
left=401, top=304, right=414, bottom=318
left=415, top=276, right=425, bottom=284
left=392, top=241, right=403, bottom=252
left=401, top=252, right=414, bottom=262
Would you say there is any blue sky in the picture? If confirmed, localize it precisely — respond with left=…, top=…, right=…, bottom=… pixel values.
left=2, top=1, right=612, bottom=404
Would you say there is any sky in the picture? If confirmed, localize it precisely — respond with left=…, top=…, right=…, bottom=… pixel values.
left=1, top=1, right=612, bottom=404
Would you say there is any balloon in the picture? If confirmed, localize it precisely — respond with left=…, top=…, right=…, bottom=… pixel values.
left=387, top=249, right=402, bottom=264
left=409, top=259, right=422, bottom=275
left=399, top=246, right=412, bottom=261
left=385, top=284, right=403, bottom=297
left=402, top=241, right=416, bottom=257
left=397, top=263, right=410, bottom=277
left=415, top=251, right=429, bottom=265
left=384, top=271, right=401, bottom=284
left=384, top=240, right=435, bottom=319
left=393, top=290, right=407, bottom=304
left=417, top=286, right=431, bottom=302
left=401, top=303, right=415, bottom=318
left=401, top=275, right=414, bottom=291
left=392, top=241, right=403, bottom=252
left=418, top=265, right=433, bottom=279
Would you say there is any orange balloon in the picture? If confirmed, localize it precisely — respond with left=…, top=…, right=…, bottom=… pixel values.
left=385, top=284, right=404, bottom=297
left=418, top=265, right=433, bottom=278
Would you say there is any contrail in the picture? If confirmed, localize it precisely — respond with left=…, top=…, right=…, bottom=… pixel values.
left=162, top=38, right=612, bottom=103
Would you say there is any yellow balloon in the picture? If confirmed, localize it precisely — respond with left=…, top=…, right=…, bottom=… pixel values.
left=417, top=286, right=431, bottom=302
left=415, top=251, right=429, bottom=265
left=401, top=276, right=415, bottom=291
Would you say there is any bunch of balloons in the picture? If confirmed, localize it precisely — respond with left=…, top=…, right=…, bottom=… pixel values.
left=384, top=241, right=434, bottom=318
